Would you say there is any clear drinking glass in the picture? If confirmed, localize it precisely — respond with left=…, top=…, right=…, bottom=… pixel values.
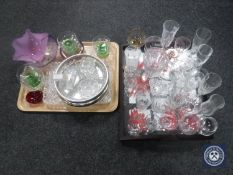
left=124, top=47, right=142, bottom=69
left=149, top=78, right=173, bottom=97
left=57, top=31, right=83, bottom=57
left=198, top=72, right=222, bottom=95
left=41, top=36, right=58, bottom=66
left=124, top=27, right=145, bottom=70
left=144, top=48, right=169, bottom=78
left=144, top=36, right=162, bottom=53
left=196, top=44, right=213, bottom=66
left=136, top=90, right=151, bottom=110
left=191, top=27, right=212, bottom=53
left=174, top=36, right=191, bottom=51
left=151, top=96, right=169, bottom=113
left=199, top=117, right=218, bottom=136
left=146, top=117, right=157, bottom=133
left=124, top=69, right=140, bottom=96
left=178, top=114, right=201, bottom=135
left=159, top=110, right=178, bottom=131
left=128, top=108, right=149, bottom=136
left=93, top=35, right=110, bottom=58
left=161, top=20, right=180, bottom=48
left=198, top=94, right=225, bottom=116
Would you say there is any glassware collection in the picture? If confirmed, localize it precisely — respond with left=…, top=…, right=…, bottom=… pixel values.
left=123, top=20, right=225, bottom=137
left=12, top=20, right=225, bottom=138
left=13, top=29, right=112, bottom=106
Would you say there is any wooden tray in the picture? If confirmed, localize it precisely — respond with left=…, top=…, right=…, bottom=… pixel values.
left=17, top=42, right=119, bottom=112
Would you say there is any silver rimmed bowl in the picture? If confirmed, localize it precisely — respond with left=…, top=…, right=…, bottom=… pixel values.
left=54, top=54, right=109, bottom=106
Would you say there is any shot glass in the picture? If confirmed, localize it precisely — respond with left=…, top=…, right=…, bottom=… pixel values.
left=57, top=31, right=84, bottom=58
left=93, top=35, right=110, bottom=58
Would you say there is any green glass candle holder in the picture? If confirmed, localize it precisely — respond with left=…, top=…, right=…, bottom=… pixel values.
left=17, top=64, right=44, bottom=90
left=93, top=35, right=110, bottom=59
left=57, top=31, right=84, bottom=58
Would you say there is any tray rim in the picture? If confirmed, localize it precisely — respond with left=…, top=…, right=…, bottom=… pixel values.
left=17, top=41, right=119, bottom=113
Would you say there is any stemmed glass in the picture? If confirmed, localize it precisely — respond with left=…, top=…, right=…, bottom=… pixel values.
left=196, top=44, right=213, bottom=66
left=198, top=72, right=222, bottom=95
left=198, top=94, right=225, bottom=116
left=191, top=27, right=212, bottom=53
left=127, top=27, right=146, bottom=48
left=161, top=20, right=180, bottom=48
left=144, top=35, right=162, bottom=53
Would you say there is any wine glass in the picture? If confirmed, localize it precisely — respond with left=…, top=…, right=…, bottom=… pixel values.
left=196, top=44, right=213, bottom=66
left=127, top=27, right=146, bottom=48
left=191, top=27, right=212, bottom=53
left=198, top=94, right=225, bottom=116
left=161, top=20, right=180, bottom=48
left=198, top=72, right=222, bottom=95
